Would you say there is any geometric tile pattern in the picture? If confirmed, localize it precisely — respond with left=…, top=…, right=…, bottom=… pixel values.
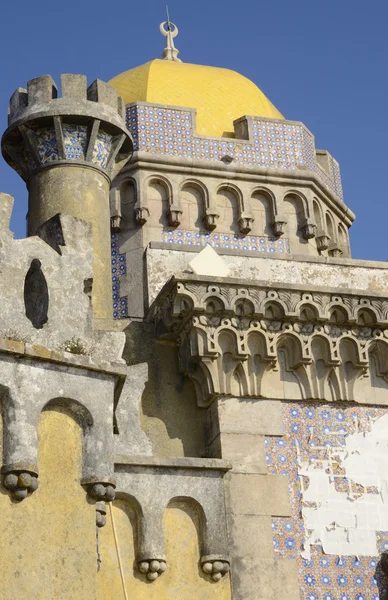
left=126, top=103, right=344, bottom=202
left=161, top=228, right=290, bottom=254
left=111, top=234, right=128, bottom=319
left=267, top=402, right=388, bottom=600
left=34, top=124, right=113, bottom=170
left=92, top=130, right=113, bottom=170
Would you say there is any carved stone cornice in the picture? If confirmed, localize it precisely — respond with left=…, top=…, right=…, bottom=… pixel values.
left=149, top=278, right=388, bottom=406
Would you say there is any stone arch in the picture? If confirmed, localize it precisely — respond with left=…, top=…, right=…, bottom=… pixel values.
left=250, top=188, right=274, bottom=236
left=328, top=305, right=349, bottom=324
left=146, top=176, right=172, bottom=227
left=119, top=178, right=137, bottom=230
left=299, top=302, right=320, bottom=322
left=283, top=192, right=307, bottom=245
left=42, top=397, right=94, bottom=428
left=166, top=495, right=207, bottom=551
left=247, top=331, right=271, bottom=396
left=356, top=307, right=377, bottom=326
left=369, top=339, right=388, bottom=385
left=325, top=211, right=336, bottom=244
left=338, top=222, right=350, bottom=256
left=263, top=300, right=285, bottom=319
left=179, top=180, right=208, bottom=230
left=313, top=198, right=324, bottom=233
left=215, top=185, right=242, bottom=234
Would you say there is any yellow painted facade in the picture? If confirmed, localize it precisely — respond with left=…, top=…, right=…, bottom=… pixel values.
left=97, top=499, right=232, bottom=600
left=0, top=409, right=96, bottom=600
left=109, top=59, right=284, bottom=138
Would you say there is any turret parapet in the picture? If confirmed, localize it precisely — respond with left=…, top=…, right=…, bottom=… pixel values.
left=2, top=73, right=132, bottom=182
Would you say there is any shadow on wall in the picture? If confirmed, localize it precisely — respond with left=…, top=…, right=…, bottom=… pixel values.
left=376, top=554, right=388, bottom=600
left=123, top=321, right=207, bottom=458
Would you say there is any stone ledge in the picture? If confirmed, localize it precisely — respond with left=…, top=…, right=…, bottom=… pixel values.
left=0, top=338, right=126, bottom=378
left=114, top=455, right=232, bottom=471
left=148, top=242, right=388, bottom=272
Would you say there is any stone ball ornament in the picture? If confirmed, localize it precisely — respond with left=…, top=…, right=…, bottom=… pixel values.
left=88, top=481, right=116, bottom=502
left=3, top=470, right=39, bottom=500
left=138, top=559, right=167, bottom=581
left=201, top=556, right=230, bottom=582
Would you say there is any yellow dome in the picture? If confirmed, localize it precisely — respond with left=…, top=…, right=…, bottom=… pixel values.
left=109, top=59, right=283, bottom=138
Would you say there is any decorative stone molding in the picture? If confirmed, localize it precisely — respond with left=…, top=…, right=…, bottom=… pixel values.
left=138, top=559, right=167, bottom=581
left=204, top=209, right=219, bottom=231
left=134, top=206, right=150, bottom=225
left=302, top=219, right=317, bottom=239
left=149, top=277, right=388, bottom=406
left=3, top=468, right=39, bottom=501
left=272, top=218, right=287, bottom=237
left=96, top=501, right=107, bottom=528
left=0, top=341, right=125, bottom=505
left=114, top=455, right=231, bottom=583
left=238, top=215, right=254, bottom=234
left=316, top=233, right=330, bottom=251
left=201, top=555, right=231, bottom=582
left=168, top=206, right=183, bottom=227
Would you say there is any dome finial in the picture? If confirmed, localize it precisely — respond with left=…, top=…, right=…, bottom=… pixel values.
left=160, top=6, right=182, bottom=63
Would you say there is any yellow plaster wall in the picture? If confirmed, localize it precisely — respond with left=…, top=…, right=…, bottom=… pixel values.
left=96, top=498, right=232, bottom=600
left=0, top=409, right=96, bottom=600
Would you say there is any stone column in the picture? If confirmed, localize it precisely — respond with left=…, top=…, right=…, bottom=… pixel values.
left=207, top=396, right=300, bottom=600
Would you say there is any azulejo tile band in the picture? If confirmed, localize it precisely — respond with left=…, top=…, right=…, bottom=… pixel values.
left=161, top=228, right=290, bottom=254
left=35, top=126, right=58, bottom=163
left=125, top=103, right=344, bottom=202
left=92, top=131, right=113, bottom=170
left=111, top=234, right=128, bottom=320
left=267, top=402, right=388, bottom=600
left=33, top=124, right=113, bottom=170
left=63, top=124, right=88, bottom=161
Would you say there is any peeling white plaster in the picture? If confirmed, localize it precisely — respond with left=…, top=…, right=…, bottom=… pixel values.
left=299, top=413, right=388, bottom=559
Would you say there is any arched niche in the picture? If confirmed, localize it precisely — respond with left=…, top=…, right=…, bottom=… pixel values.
left=0, top=406, right=96, bottom=599
left=313, top=199, right=323, bottom=233
left=325, top=211, right=336, bottom=244
left=250, top=191, right=272, bottom=236
left=147, top=178, right=170, bottom=228
left=338, top=223, right=350, bottom=257
left=179, top=183, right=206, bottom=230
left=120, top=180, right=137, bottom=230
left=283, top=194, right=307, bottom=247
left=215, top=186, right=240, bottom=234
left=96, top=497, right=232, bottom=600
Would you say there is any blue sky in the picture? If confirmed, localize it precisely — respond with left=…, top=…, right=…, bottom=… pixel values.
left=0, top=0, right=386, bottom=260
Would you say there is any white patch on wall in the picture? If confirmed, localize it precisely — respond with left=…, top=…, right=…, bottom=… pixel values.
left=299, top=413, right=388, bottom=559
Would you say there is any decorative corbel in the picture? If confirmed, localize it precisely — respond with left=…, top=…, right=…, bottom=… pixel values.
left=238, top=214, right=254, bottom=235
left=302, top=217, right=317, bottom=240
left=168, top=205, right=183, bottom=227
left=204, top=208, right=219, bottom=231
left=272, top=217, right=287, bottom=237
left=134, top=205, right=150, bottom=225
left=328, top=242, right=343, bottom=258
left=316, top=233, right=330, bottom=251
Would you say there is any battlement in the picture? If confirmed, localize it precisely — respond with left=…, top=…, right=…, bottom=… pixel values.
left=8, top=74, right=125, bottom=128
left=2, top=73, right=132, bottom=182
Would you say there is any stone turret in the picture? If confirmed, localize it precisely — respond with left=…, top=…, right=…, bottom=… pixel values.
left=1, top=74, right=133, bottom=320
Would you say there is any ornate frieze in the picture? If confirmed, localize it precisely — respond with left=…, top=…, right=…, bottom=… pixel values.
left=150, top=278, right=388, bottom=406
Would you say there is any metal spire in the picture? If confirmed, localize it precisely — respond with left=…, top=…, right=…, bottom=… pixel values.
left=160, top=6, right=182, bottom=62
